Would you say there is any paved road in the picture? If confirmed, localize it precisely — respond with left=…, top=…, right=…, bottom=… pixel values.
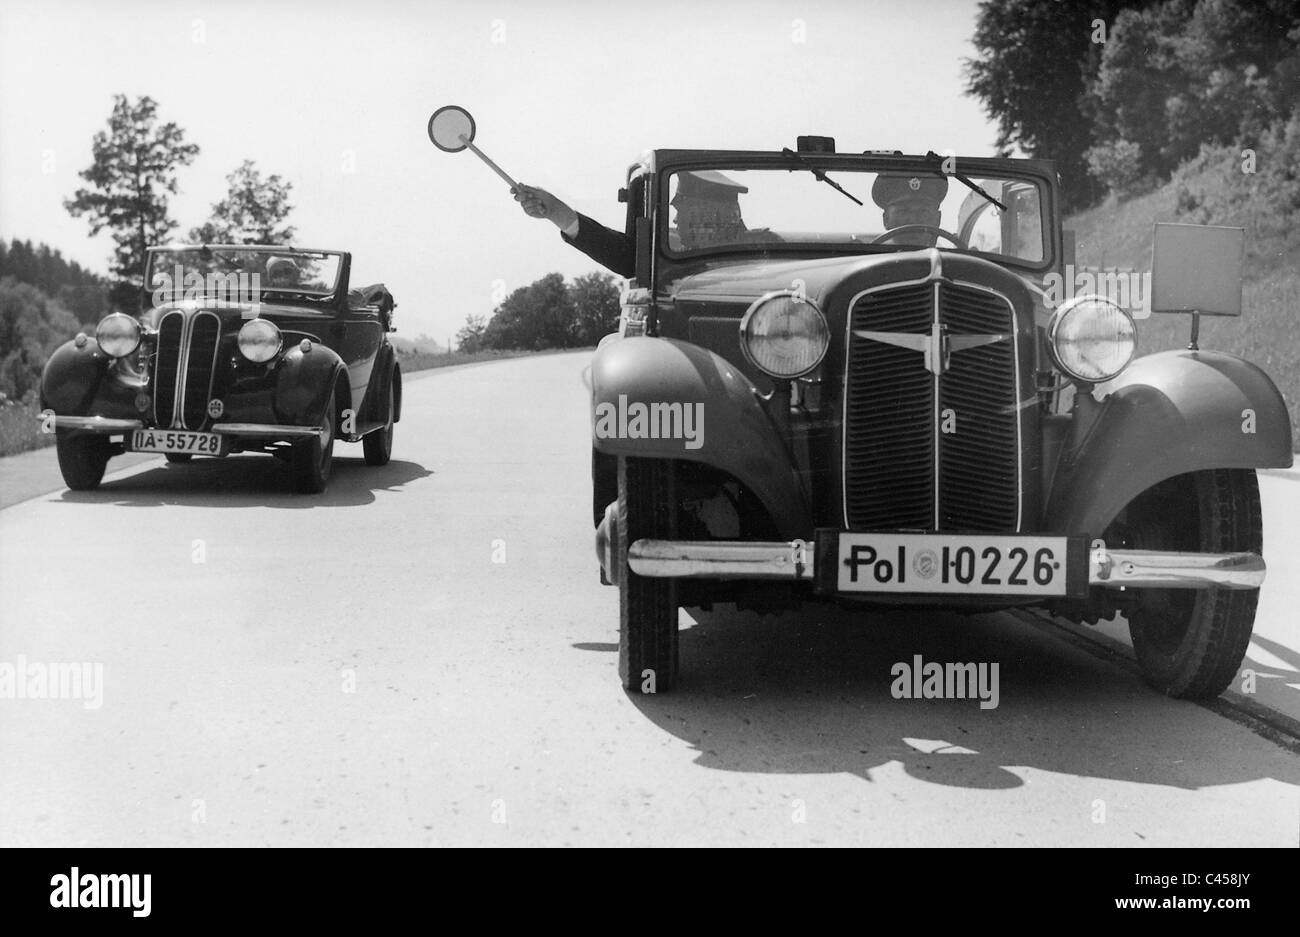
left=1, top=353, right=1296, bottom=846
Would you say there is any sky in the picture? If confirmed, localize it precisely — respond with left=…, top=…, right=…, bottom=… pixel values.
left=0, top=0, right=1002, bottom=345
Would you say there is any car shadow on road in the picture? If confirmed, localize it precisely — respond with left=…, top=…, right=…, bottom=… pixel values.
left=55, top=456, right=432, bottom=508
left=1238, top=633, right=1300, bottom=723
left=624, top=601, right=1300, bottom=792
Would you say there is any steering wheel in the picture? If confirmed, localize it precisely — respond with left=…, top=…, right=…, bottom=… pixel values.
left=870, top=224, right=967, bottom=248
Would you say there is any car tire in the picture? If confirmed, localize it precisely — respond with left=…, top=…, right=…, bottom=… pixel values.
left=56, top=431, right=110, bottom=491
left=362, top=378, right=394, bottom=467
left=1123, top=468, right=1261, bottom=699
left=617, top=456, right=679, bottom=694
left=292, top=389, right=335, bottom=494
left=165, top=453, right=192, bottom=464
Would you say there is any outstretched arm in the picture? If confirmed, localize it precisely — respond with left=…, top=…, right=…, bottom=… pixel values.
left=514, top=184, right=580, bottom=237
left=514, top=183, right=636, bottom=278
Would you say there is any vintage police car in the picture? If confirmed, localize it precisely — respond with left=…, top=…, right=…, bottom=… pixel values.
left=40, top=245, right=401, bottom=493
left=590, top=138, right=1292, bottom=698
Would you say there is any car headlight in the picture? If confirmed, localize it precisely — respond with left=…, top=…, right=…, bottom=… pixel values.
left=740, top=291, right=830, bottom=379
left=1048, top=295, right=1137, bottom=383
left=94, top=313, right=141, bottom=358
left=238, top=318, right=282, bottom=363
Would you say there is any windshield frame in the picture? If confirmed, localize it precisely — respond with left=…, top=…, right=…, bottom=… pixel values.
left=654, top=154, right=1057, bottom=274
left=145, top=246, right=347, bottom=306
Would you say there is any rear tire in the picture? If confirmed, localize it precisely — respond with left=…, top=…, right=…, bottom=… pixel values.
left=293, top=389, right=335, bottom=494
left=56, top=432, right=110, bottom=491
left=1122, top=469, right=1261, bottom=699
left=617, top=457, right=679, bottom=693
left=362, top=379, right=394, bottom=466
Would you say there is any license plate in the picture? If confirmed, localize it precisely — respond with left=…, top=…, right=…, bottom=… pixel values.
left=835, top=533, right=1071, bottom=596
left=130, top=429, right=223, bottom=455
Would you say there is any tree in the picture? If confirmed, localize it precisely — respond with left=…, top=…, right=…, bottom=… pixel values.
left=965, top=0, right=1155, bottom=209
left=568, top=272, right=620, bottom=345
left=0, top=278, right=80, bottom=400
left=482, top=273, right=575, bottom=350
left=189, top=160, right=296, bottom=244
left=0, top=239, right=109, bottom=323
left=64, top=95, right=199, bottom=310
left=1085, top=0, right=1300, bottom=185
left=455, top=314, right=488, bottom=353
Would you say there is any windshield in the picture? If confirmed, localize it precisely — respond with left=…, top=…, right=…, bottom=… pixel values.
left=662, top=165, right=1047, bottom=266
left=146, top=247, right=343, bottom=304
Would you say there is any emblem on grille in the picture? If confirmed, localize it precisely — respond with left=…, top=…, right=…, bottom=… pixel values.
left=853, top=323, right=1010, bottom=376
left=207, top=399, right=224, bottom=418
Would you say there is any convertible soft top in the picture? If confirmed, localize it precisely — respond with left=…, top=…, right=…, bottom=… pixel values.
left=348, top=283, right=395, bottom=312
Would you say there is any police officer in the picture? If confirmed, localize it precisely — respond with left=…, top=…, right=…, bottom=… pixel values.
left=871, top=174, right=949, bottom=247
left=667, top=170, right=753, bottom=249
left=513, top=170, right=774, bottom=277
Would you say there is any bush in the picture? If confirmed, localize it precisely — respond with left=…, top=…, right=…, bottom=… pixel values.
left=1084, top=139, right=1150, bottom=200
left=1169, top=112, right=1300, bottom=263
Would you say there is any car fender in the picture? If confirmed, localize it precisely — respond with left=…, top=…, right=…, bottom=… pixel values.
left=590, top=336, right=811, bottom=538
left=40, top=337, right=111, bottom=415
left=273, top=343, right=349, bottom=426
left=362, top=344, right=399, bottom=423
left=1045, top=349, right=1293, bottom=535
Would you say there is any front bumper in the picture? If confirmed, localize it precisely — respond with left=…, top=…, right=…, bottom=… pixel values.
left=39, top=416, right=321, bottom=440
left=43, top=415, right=143, bottom=433
left=211, top=423, right=322, bottom=439
left=614, top=538, right=1265, bottom=591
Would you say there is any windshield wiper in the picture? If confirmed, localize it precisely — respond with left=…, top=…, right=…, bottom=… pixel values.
left=923, top=151, right=1007, bottom=212
left=780, top=148, right=864, bottom=206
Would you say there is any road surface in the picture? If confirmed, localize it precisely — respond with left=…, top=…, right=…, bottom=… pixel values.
left=1, top=352, right=1296, bottom=846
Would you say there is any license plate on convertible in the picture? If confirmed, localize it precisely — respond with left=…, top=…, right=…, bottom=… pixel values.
left=130, top=429, right=223, bottom=455
left=822, top=532, right=1088, bottom=597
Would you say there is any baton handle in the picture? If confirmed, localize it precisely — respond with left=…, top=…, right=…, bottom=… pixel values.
left=461, top=135, right=518, bottom=189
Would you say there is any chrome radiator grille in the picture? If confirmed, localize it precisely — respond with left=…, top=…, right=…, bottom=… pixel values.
left=152, top=310, right=221, bottom=429
left=842, top=280, right=1021, bottom=532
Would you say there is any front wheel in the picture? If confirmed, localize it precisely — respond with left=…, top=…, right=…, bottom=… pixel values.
left=56, top=432, right=111, bottom=491
left=1120, top=468, right=1262, bottom=699
left=617, top=457, right=679, bottom=693
left=292, top=389, right=335, bottom=493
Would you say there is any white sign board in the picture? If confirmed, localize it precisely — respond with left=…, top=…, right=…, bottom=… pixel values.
left=1150, top=222, right=1244, bottom=316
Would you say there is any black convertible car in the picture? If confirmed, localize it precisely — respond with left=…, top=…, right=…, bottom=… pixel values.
left=39, top=244, right=402, bottom=493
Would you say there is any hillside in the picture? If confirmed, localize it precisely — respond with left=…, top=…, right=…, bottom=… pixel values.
left=1065, top=161, right=1300, bottom=448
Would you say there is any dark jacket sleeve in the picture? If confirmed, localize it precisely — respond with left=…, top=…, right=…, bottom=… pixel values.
left=561, top=213, right=637, bottom=278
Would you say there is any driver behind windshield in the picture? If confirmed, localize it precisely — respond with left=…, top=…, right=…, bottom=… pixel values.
left=872, top=174, right=948, bottom=247
left=266, top=257, right=300, bottom=288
